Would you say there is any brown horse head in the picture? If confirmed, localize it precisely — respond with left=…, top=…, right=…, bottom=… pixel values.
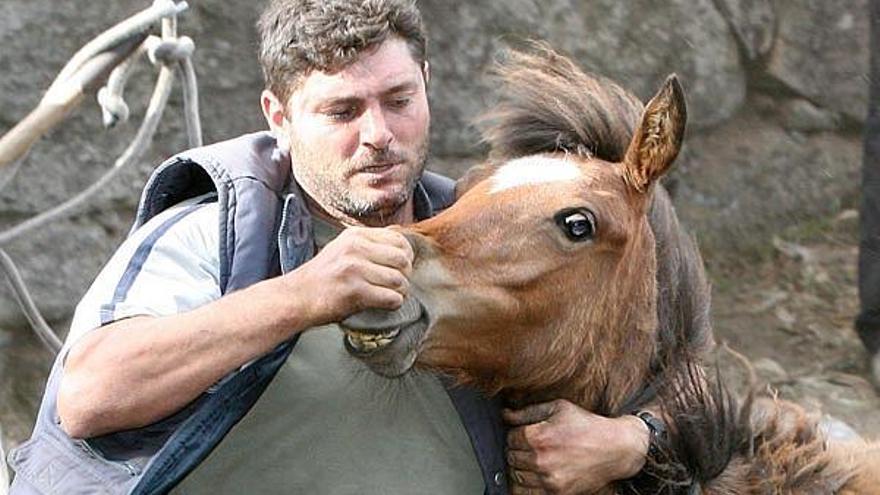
left=342, top=47, right=687, bottom=411
left=343, top=44, right=879, bottom=495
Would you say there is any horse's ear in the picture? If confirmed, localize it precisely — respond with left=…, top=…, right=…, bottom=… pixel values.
left=623, top=74, right=687, bottom=194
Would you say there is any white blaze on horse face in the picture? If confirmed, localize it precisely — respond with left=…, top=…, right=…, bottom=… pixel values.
left=489, top=156, right=583, bottom=194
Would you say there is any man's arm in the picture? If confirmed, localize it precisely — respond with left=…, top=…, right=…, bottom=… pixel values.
left=58, top=227, right=413, bottom=439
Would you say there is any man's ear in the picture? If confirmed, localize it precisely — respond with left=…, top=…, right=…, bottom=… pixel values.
left=261, top=89, right=287, bottom=133
left=622, top=75, right=687, bottom=194
left=261, top=89, right=291, bottom=151
left=422, top=60, right=431, bottom=87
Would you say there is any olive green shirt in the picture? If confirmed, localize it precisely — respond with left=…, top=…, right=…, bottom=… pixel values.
left=176, top=217, right=484, bottom=494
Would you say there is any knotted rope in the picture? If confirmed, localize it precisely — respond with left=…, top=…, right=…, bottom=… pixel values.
left=0, top=0, right=202, bottom=354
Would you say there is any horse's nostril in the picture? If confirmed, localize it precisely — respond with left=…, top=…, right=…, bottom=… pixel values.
left=399, top=230, right=425, bottom=261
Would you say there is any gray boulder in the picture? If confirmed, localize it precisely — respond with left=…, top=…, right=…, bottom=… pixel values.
left=713, top=0, right=776, bottom=60
left=673, top=109, right=861, bottom=261
left=779, top=97, right=844, bottom=133
left=542, top=0, right=748, bottom=130
left=419, top=0, right=544, bottom=156
left=1, top=421, right=7, bottom=494
left=421, top=0, right=747, bottom=155
left=766, top=0, right=870, bottom=122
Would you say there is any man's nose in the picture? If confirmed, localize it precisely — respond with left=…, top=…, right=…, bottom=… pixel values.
left=360, top=105, right=393, bottom=151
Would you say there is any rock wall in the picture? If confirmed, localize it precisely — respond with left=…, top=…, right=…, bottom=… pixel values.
left=0, top=0, right=870, bottom=445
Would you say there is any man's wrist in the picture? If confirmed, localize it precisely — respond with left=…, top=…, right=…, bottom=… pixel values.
left=616, top=414, right=651, bottom=479
left=253, top=274, right=320, bottom=336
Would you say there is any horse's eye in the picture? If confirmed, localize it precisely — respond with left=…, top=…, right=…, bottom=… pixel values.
left=555, top=209, right=596, bottom=242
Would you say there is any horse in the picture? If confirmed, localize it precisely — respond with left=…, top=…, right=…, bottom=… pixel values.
left=340, top=43, right=880, bottom=494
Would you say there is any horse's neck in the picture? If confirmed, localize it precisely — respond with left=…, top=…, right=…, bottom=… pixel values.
left=504, top=325, right=655, bottom=414
left=503, top=237, right=659, bottom=413
left=503, top=375, right=650, bottom=415
left=574, top=309, right=658, bottom=414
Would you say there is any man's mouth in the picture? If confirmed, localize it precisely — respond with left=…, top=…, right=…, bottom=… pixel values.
left=357, top=162, right=401, bottom=175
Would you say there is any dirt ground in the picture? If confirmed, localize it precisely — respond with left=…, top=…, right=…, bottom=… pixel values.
left=710, top=208, right=880, bottom=438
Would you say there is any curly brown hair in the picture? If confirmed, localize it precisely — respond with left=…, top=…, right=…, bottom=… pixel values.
left=257, top=0, right=427, bottom=105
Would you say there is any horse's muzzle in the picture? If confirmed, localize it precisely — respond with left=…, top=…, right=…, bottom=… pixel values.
left=339, top=296, right=430, bottom=377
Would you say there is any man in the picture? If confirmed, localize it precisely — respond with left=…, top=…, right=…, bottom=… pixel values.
left=9, top=1, right=651, bottom=493
left=858, top=0, right=880, bottom=388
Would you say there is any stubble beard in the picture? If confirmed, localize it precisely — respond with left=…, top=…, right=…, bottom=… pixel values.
left=291, top=135, right=429, bottom=226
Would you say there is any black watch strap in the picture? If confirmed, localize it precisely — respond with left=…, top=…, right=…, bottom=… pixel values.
left=621, top=410, right=695, bottom=494
left=633, top=410, right=667, bottom=459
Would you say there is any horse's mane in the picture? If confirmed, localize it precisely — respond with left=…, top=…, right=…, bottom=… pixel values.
left=479, top=42, right=714, bottom=408
left=480, top=41, right=643, bottom=163
left=654, top=356, right=855, bottom=494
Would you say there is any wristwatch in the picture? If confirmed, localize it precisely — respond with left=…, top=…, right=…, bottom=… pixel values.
left=621, top=410, right=673, bottom=494
left=633, top=410, right=667, bottom=459
left=623, top=411, right=696, bottom=494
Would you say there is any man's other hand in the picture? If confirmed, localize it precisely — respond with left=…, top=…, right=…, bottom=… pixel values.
left=504, top=399, right=648, bottom=494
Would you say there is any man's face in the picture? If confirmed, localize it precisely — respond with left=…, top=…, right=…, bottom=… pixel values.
left=273, top=37, right=430, bottom=226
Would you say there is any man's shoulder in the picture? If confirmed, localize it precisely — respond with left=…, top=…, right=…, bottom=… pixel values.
left=132, top=193, right=219, bottom=243
left=66, top=194, right=222, bottom=346
left=122, top=193, right=221, bottom=272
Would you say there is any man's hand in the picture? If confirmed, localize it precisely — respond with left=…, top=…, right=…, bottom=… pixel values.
left=504, top=399, right=649, bottom=494
left=288, top=226, right=414, bottom=326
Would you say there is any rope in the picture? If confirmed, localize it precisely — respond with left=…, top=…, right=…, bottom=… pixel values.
left=0, top=35, right=146, bottom=172
left=0, top=1, right=201, bottom=354
left=0, top=249, right=62, bottom=354
left=179, top=56, right=203, bottom=147
left=0, top=65, right=176, bottom=247
left=97, top=44, right=147, bottom=128
left=0, top=157, right=26, bottom=196
left=145, top=35, right=194, bottom=65
left=44, top=0, right=187, bottom=103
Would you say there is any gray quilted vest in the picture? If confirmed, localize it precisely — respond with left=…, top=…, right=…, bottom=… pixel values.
left=7, top=132, right=508, bottom=494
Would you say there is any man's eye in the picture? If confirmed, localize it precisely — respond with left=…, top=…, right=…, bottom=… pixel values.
left=387, top=97, right=412, bottom=109
left=327, top=107, right=356, bottom=122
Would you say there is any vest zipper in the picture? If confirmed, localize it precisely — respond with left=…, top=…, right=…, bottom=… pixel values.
left=277, top=194, right=295, bottom=274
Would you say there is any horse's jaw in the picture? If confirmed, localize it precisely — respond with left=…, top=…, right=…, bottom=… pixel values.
left=340, top=295, right=431, bottom=377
